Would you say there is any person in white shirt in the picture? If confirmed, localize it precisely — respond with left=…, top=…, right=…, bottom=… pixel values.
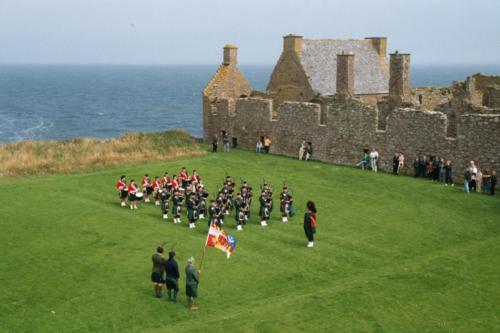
left=369, top=148, right=379, bottom=172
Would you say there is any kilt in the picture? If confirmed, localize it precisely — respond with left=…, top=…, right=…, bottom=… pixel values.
left=151, top=272, right=164, bottom=284
left=128, top=193, right=137, bottom=202
left=119, top=189, right=128, bottom=199
left=186, top=284, right=198, bottom=298
left=166, top=277, right=179, bottom=291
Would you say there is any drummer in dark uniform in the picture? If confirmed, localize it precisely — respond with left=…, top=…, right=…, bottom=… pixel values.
left=151, top=246, right=166, bottom=298
left=164, top=251, right=180, bottom=302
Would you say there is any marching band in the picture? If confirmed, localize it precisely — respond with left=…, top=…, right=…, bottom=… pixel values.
left=115, top=168, right=296, bottom=230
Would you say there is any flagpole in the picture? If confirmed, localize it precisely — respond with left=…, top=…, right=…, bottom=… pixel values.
left=199, top=222, right=212, bottom=274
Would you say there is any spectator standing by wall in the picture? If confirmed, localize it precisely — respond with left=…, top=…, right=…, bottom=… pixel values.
left=491, top=170, right=497, bottom=196
left=445, top=160, right=454, bottom=186
left=397, top=152, right=405, bottom=175
left=392, top=153, right=399, bottom=174
left=464, top=167, right=471, bottom=193
left=482, top=169, right=491, bottom=194
left=369, top=148, right=379, bottom=172
left=211, top=135, right=218, bottom=153
left=256, top=137, right=263, bottom=153
left=305, top=142, right=313, bottom=160
left=476, top=168, right=483, bottom=193
left=298, top=141, right=306, bottom=160
left=222, top=131, right=230, bottom=152
left=468, top=161, right=478, bottom=192
left=263, top=136, right=272, bottom=153
left=438, top=158, right=446, bottom=183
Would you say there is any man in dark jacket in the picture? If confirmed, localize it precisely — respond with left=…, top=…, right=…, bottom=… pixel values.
left=164, top=251, right=180, bottom=302
left=151, top=247, right=165, bottom=298
left=185, top=256, right=200, bottom=310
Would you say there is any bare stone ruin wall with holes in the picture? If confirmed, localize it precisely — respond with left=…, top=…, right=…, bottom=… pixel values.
left=204, top=96, right=500, bottom=180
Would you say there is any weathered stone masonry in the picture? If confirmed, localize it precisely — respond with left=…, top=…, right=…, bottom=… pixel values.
left=203, top=36, right=500, bottom=179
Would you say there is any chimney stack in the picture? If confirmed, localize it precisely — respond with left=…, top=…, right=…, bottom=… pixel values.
left=223, top=44, right=238, bottom=66
left=336, top=52, right=355, bottom=97
left=283, top=34, right=303, bottom=53
left=389, top=51, right=411, bottom=108
left=365, top=37, right=387, bottom=59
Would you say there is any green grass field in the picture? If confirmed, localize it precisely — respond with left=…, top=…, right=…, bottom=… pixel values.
left=1, top=149, right=499, bottom=332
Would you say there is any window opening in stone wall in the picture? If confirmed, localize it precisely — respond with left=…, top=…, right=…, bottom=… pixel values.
left=418, top=94, right=423, bottom=105
left=319, top=103, right=327, bottom=125
left=232, top=137, right=238, bottom=148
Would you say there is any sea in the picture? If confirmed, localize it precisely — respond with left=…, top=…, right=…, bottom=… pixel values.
left=1, top=64, right=499, bottom=144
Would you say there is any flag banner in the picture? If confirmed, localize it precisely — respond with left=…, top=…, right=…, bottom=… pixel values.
left=206, top=222, right=237, bottom=258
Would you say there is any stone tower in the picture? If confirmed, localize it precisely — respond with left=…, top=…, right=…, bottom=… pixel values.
left=336, top=52, right=355, bottom=97
left=389, top=51, right=411, bottom=108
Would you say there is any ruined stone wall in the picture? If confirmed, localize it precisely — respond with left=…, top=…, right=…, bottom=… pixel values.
left=411, top=87, right=452, bottom=111
left=466, top=74, right=500, bottom=106
left=204, top=96, right=500, bottom=181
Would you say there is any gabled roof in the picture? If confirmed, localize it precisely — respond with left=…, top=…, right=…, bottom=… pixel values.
left=300, top=39, right=389, bottom=95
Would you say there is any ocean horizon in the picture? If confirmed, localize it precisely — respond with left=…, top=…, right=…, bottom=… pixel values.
left=1, top=63, right=499, bottom=144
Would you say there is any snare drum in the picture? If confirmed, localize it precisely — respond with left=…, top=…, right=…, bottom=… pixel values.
left=135, top=192, right=144, bottom=200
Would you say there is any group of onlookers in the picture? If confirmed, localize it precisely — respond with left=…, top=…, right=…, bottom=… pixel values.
left=256, top=136, right=272, bottom=153
left=413, top=156, right=454, bottom=186
left=463, top=160, right=497, bottom=195
left=357, top=150, right=497, bottom=196
left=298, top=141, right=313, bottom=161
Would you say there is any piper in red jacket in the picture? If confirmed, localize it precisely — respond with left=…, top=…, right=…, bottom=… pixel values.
left=116, top=175, right=127, bottom=207
left=128, top=180, right=139, bottom=210
left=141, top=174, right=152, bottom=203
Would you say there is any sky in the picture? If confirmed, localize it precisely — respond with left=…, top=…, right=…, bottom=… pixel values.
left=0, top=0, right=499, bottom=65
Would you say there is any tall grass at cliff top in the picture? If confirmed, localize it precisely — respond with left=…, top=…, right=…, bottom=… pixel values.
left=0, top=130, right=204, bottom=178
left=0, top=149, right=499, bottom=332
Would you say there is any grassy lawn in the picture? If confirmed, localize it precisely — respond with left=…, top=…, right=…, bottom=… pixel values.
left=0, top=148, right=499, bottom=332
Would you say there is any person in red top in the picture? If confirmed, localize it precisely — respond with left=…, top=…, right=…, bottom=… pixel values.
left=115, top=175, right=127, bottom=207
left=141, top=174, right=152, bottom=203
left=161, top=172, right=171, bottom=191
left=178, top=167, right=189, bottom=188
left=171, top=175, right=180, bottom=190
left=152, top=176, right=161, bottom=206
left=128, top=179, right=139, bottom=210
left=191, top=170, right=200, bottom=186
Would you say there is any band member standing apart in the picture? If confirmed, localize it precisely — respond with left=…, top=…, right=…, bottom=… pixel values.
left=128, top=179, right=139, bottom=210
left=152, top=176, right=161, bottom=206
left=116, top=175, right=127, bottom=207
left=164, top=251, right=180, bottom=302
left=141, top=174, right=153, bottom=203
left=187, top=192, right=199, bottom=229
left=280, top=187, right=294, bottom=223
left=185, top=256, right=199, bottom=310
left=304, top=201, right=318, bottom=248
left=151, top=246, right=166, bottom=298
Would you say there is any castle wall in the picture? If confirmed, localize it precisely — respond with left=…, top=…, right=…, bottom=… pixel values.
left=204, top=96, right=500, bottom=181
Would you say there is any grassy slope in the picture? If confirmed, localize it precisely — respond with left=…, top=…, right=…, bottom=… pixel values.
left=0, top=149, right=499, bottom=333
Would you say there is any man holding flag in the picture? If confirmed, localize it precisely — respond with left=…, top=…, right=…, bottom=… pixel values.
left=185, top=257, right=199, bottom=310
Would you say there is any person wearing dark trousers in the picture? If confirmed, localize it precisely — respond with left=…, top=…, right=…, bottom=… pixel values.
left=445, top=160, right=454, bottom=186
left=211, top=135, right=218, bottom=153
left=185, top=256, right=199, bottom=310
left=491, top=170, right=497, bottom=196
left=303, top=201, right=317, bottom=248
left=164, top=251, right=180, bottom=302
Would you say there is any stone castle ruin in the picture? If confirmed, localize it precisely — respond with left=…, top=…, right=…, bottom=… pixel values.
left=203, top=35, right=500, bottom=177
